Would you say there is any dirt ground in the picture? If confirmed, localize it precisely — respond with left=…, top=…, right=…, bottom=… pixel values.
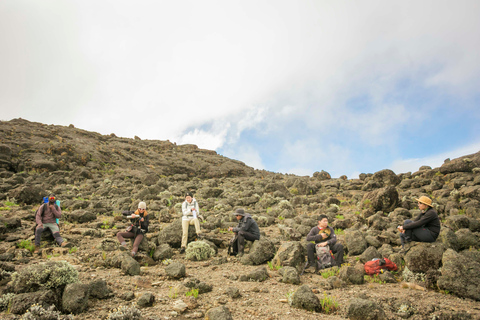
left=2, top=222, right=480, bottom=320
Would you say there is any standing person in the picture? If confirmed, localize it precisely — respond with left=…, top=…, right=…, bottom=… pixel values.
left=305, top=214, right=344, bottom=270
left=34, top=194, right=69, bottom=253
left=117, top=201, right=149, bottom=257
left=180, top=192, right=202, bottom=253
left=398, top=196, right=440, bottom=251
left=228, top=208, right=260, bottom=257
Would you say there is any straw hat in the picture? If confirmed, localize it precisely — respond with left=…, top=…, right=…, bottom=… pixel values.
left=415, top=196, right=433, bottom=207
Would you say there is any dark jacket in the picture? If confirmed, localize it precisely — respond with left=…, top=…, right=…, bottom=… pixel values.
left=306, top=225, right=337, bottom=247
left=232, top=214, right=260, bottom=240
left=403, top=207, right=440, bottom=239
left=122, top=210, right=149, bottom=234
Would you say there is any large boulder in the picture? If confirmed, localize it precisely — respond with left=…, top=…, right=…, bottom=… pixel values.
left=88, top=279, right=112, bottom=299
left=344, top=230, right=368, bottom=255
left=371, top=169, right=401, bottom=187
left=157, top=219, right=196, bottom=248
left=10, top=290, right=59, bottom=314
left=362, top=186, right=399, bottom=213
left=62, top=283, right=90, bottom=314
left=359, top=246, right=382, bottom=263
left=339, top=265, right=365, bottom=285
left=165, top=262, right=186, bottom=279
left=279, top=266, right=300, bottom=285
left=290, top=285, right=321, bottom=312
left=437, top=249, right=480, bottom=301
left=271, top=241, right=305, bottom=271
left=63, top=210, right=96, bottom=223
left=404, top=242, right=445, bottom=273
left=121, top=254, right=141, bottom=276
left=439, top=152, right=480, bottom=174
left=438, top=228, right=460, bottom=251
left=455, top=228, right=479, bottom=250
left=240, top=238, right=276, bottom=266
left=347, top=298, right=386, bottom=320
left=152, top=243, right=174, bottom=261
left=205, top=305, right=233, bottom=320
left=240, top=266, right=269, bottom=282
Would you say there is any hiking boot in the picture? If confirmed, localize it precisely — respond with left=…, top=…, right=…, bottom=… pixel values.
left=34, top=246, right=40, bottom=254
left=304, top=261, right=316, bottom=271
left=236, top=252, right=244, bottom=258
left=131, top=251, right=137, bottom=258
left=61, top=242, right=74, bottom=248
left=196, top=234, right=204, bottom=240
left=179, top=247, right=186, bottom=254
left=119, top=244, right=128, bottom=251
left=401, top=242, right=412, bottom=254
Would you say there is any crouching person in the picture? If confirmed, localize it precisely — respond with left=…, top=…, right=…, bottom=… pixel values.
left=34, top=194, right=69, bottom=253
left=117, top=201, right=149, bottom=257
left=305, top=214, right=344, bottom=271
left=228, top=208, right=260, bottom=257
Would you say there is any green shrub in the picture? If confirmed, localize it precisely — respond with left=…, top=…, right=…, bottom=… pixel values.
left=185, top=241, right=215, bottom=261
left=106, top=305, right=142, bottom=320
left=22, top=304, right=73, bottom=320
left=11, top=261, right=78, bottom=292
left=0, top=293, right=15, bottom=311
left=320, top=293, right=339, bottom=314
left=289, top=188, right=299, bottom=195
left=185, top=288, right=199, bottom=299
left=18, top=240, right=35, bottom=253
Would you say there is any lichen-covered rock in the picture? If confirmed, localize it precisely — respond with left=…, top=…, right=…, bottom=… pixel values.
left=339, top=265, right=365, bottom=285
left=240, top=238, right=276, bottom=266
left=455, top=228, right=479, bottom=250
left=279, top=266, right=300, bottom=285
left=152, top=243, right=173, bottom=261
left=10, top=290, right=59, bottom=315
left=290, top=285, right=321, bottom=312
left=344, top=230, right=368, bottom=255
left=271, top=241, right=305, bottom=271
left=62, top=283, right=90, bottom=314
left=137, top=292, right=155, bottom=308
left=359, top=246, right=382, bottom=263
left=165, top=262, right=186, bottom=279
left=157, top=219, right=196, bottom=248
left=240, top=266, right=269, bottom=282
left=88, top=279, right=112, bottom=299
left=121, top=255, right=141, bottom=276
left=205, top=305, right=233, bottom=320
left=63, top=210, right=96, bottom=223
left=362, top=186, right=399, bottom=213
left=404, top=242, right=445, bottom=273
left=347, top=297, right=386, bottom=320
left=437, top=249, right=480, bottom=301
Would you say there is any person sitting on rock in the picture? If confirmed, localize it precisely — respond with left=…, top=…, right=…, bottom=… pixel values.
left=34, top=193, right=70, bottom=253
left=398, top=196, right=440, bottom=252
left=117, top=201, right=149, bottom=257
left=228, top=208, right=260, bottom=257
left=305, top=214, right=344, bottom=270
left=180, top=192, right=203, bottom=253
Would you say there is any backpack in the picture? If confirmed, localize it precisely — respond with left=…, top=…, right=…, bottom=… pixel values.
left=364, top=258, right=397, bottom=275
left=315, top=244, right=336, bottom=270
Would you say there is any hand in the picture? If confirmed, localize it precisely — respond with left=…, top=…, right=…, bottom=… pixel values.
left=131, top=214, right=137, bottom=218
left=318, top=241, right=328, bottom=247
left=321, top=233, right=328, bottom=239
left=228, top=227, right=233, bottom=231
left=49, top=204, right=55, bottom=209
left=140, top=218, right=144, bottom=222
left=36, top=224, right=43, bottom=230
left=397, top=226, right=404, bottom=233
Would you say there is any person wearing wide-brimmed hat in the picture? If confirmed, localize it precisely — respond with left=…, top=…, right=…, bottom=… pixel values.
left=228, top=208, right=260, bottom=257
left=398, top=196, right=440, bottom=251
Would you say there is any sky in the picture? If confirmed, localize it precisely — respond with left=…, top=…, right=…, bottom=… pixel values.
left=1, top=1, right=480, bottom=178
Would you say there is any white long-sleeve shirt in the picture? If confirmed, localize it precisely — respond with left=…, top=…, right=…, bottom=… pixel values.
left=182, top=198, right=200, bottom=220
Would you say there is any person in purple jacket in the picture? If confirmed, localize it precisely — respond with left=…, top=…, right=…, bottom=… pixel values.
left=34, top=194, right=69, bottom=253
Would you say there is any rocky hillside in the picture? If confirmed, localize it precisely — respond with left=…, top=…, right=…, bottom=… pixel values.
left=0, top=118, right=479, bottom=320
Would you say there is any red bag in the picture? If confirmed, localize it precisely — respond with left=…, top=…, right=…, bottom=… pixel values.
left=364, top=258, right=397, bottom=275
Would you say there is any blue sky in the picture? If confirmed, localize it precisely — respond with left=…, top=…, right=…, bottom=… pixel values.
left=1, top=1, right=479, bottom=178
